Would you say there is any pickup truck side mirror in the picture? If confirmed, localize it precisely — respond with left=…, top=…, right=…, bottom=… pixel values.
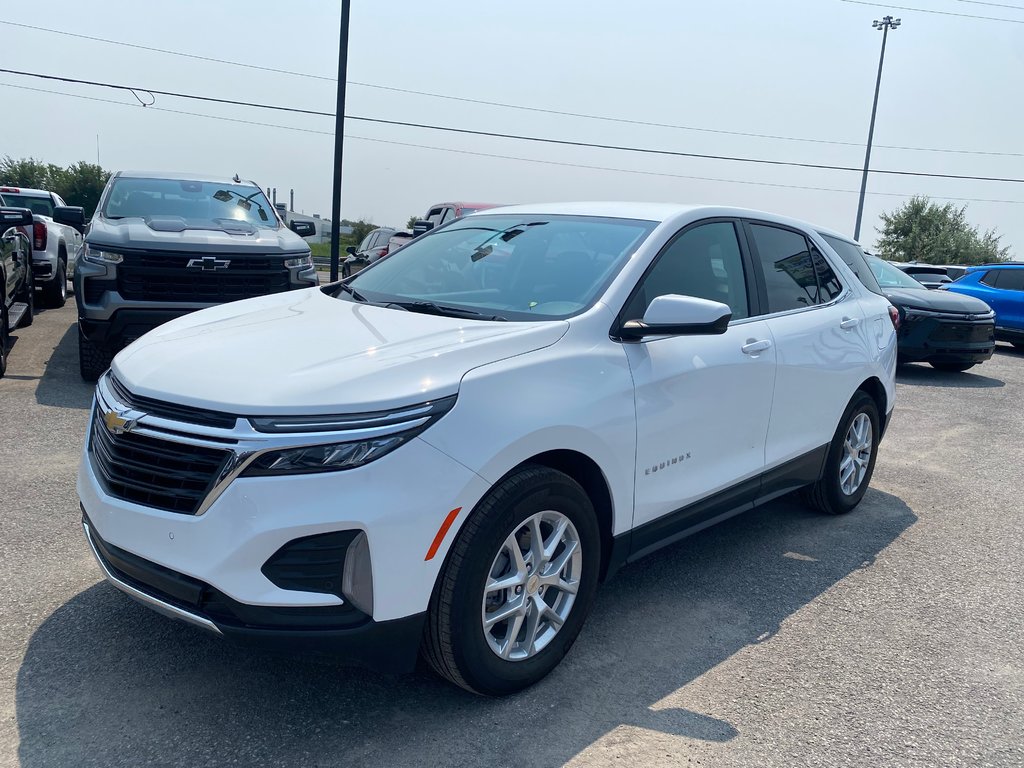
left=618, top=295, right=732, bottom=340
left=53, top=205, right=86, bottom=233
left=289, top=220, right=316, bottom=238
left=0, top=207, right=34, bottom=228
left=345, top=245, right=357, bottom=256
left=411, top=220, right=434, bottom=237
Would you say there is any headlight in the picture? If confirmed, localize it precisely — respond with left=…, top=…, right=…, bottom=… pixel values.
left=284, top=254, right=313, bottom=269
left=82, top=244, right=123, bottom=265
left=241, top=396, right=456, bottom=476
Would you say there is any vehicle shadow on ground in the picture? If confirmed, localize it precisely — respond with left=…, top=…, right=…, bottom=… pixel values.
left=16, top=490, right=914, bottom=768
left=896, top=363, right=1005, bottom=389
left=34, top=322, right=92, bottom=409
left=994, top=343, right=1024, bottom=358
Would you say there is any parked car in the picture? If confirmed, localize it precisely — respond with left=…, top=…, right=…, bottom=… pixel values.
left=387, top=231, right=413, bottom=254
left=890, top=262, right=952, bottom=290
left=943, top=265, right=968, bottom=281
left=819, top=233, right=995, bottom=372
left=79, top=202, right=896, bottom=695
left=945, top=263, right=1024, bottom=349
left=341, top=227, right=396, bottom=278
left=74, top=170, right=318, bottom=381
left=411, top=202, right=500, bottom=236
left=0, top=186, right=85, bottom=307
left=0, top=207, right=36, bottom=378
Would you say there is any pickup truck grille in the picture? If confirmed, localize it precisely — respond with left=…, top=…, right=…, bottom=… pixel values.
left=89, top=408, right=232, bottom=515
left=116, top=252, right=291, bottom=303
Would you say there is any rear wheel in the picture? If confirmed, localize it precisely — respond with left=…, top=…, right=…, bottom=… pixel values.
left=1013, top=343, right=1024, bottom=351
left=42, top=255, right=67, bottom=308
left=930, top=361, right=975, bottom=372
left=0, top=298, right=8, bottom=379
left=802, top=391, right=879, bottom=516
left=78, top=326, right=114, bottom=382
left=13, top=260, right=33, bottom=327
left=424, top=465, right=600, bottom=695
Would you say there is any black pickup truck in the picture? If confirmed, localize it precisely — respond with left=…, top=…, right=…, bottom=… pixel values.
left=1, top=206, right=35, bottom=378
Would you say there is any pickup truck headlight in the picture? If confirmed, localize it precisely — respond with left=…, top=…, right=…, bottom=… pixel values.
left=284, top=255, right=313, bottom=269
left=242, top=396, right=456, bottom=476
left=82, top=244, right=124, bottom=265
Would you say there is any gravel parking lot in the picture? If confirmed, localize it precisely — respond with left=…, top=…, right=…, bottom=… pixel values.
left=2, top=297, right=1022, bottom=768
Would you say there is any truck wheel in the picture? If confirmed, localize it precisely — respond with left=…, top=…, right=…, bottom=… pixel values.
left=801, top=390, right=879, bottom=516
left=424, top=465, right=601, bottom=695
left=78, top=326, right=113, bottom=382
left=42, top=256, right=67, bottom=308
left=0, top=300, right=8, bottom=379
left=14, top=260, right=34, bottom=327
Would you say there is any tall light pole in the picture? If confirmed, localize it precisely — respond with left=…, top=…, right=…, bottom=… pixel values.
left=329, top=0, right=352, bottom=282
left=853, top=15, right=901, bottom=242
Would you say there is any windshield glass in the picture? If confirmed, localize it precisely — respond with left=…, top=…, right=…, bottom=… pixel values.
left=1, top=193, right=53, bottom=217
left=101, top=178, right=279, bottom=229
left=820, top=234, right=883, bottom=295
left=866, top=255, right=927, bottom=290
left=349, top=214, right=657, bottom=320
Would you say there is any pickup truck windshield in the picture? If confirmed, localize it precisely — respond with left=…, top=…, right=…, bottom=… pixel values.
left=101, top=178, right=279, bottom=229
left=1, top=194, right=53, bottom=217
left=348, top=214, right=656, bottom=321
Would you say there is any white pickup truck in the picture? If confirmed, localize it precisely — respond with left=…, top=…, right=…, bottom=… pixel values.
left=0, top=186, right=85, bottom=307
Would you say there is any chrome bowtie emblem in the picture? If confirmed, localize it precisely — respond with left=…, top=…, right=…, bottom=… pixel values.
left=103, top=407, right=142, bottom=435
left=186, top=256, right=231, bottom=271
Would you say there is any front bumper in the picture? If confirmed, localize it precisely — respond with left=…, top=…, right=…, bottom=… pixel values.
left=83, top=513, right=426, bottom=670
left=896, top=314, right=995, bottom=364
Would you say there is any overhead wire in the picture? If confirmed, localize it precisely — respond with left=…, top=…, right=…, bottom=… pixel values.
left=1, top=18, right=1021, bottom=158
left=840, top=0, right=1024, bottom=23
left=4, top=80, right=1023, bottom=206
left=2, top=68, right=1023, bottom=186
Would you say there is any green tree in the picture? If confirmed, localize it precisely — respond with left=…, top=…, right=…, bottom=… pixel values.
left=876, top=196, right=1011, bottom=265
left=1, top=156, right=56, bottom=189
left=406, top=214, right=420, bottom=229
left=1, top=156, right=111, bottom=216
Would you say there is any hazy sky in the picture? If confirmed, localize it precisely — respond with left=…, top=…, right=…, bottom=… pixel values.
left=2, top=0, right=1022, bottom=254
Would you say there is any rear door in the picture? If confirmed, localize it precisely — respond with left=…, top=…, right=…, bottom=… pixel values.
left=991, top=269, right=1024, bottom=331
left=744, top=221, right=871, bottom=473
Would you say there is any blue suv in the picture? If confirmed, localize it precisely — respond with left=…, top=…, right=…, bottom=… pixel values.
left=946, top=264, right=1024, bottom=349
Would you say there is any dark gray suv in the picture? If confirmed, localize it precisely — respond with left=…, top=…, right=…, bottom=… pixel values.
left=75, top=171, right=318, bottom=380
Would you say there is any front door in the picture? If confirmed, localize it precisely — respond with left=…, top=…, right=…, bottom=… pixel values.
left=622, top=220, right=776, bottom=538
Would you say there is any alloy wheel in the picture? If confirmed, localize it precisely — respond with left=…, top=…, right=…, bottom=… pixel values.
left=839, top=412, right=873, bottom=496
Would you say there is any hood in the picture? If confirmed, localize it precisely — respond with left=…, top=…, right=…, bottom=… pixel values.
left=87, top=216, right=309, bottom=254
left=884, top=287, right=992, bottom=314
left=112, top=290, right=569, bottom=414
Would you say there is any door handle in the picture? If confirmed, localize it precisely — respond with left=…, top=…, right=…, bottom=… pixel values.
left=741, top=339, right=772, bottom=355
left=840, top=316, right=861, bottom=330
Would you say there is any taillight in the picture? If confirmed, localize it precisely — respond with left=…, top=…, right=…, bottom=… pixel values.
left=376, top=247, right=388, bottom=257
left=33, top=221, right=46, bottom=251
left=887, top=304, right=900, bottom=331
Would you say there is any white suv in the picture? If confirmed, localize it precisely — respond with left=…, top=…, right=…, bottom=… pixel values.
left=78, top=203, right=897, bottom=695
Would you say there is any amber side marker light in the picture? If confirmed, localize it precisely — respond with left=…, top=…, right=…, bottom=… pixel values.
left=425, top=507, right=462, bottom=561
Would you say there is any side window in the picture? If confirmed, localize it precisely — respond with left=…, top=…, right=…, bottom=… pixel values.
left=749, top=224, right=819, bottom=313
left=998, top=269, right=1024, bottom=291
left=357, top=232, right=375, bottom=251
left=980, top=270, right=999, bottom=287
left=810, top=246, right=843, bottom=302
left=440, top=207, right=456, bottom=224
left=426, top=207, right=445, bottom=226
left=623, top=221, right=749, bottom=322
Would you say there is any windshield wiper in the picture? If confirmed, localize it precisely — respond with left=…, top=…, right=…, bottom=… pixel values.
left=387, top=300, right=506, bottom=321
left=333, top=281, right=369, bottom=302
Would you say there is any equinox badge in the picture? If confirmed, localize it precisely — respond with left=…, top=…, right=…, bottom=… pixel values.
left=186, top=256, right=231, bottom=271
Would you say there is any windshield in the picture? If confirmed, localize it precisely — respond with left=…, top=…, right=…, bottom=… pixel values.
left=348, top=214, right=657, bottom=320
left=101, top=178, right=279, bottom=229
left=866, top=255, right=927, bottom=290
left=1, top=193, right=53, bottom=217
left=820, top=234, right=883, bottom=295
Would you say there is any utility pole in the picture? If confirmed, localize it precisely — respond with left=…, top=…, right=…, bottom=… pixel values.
left=330, top=0, right=352, bottom=282
left=853, top=15, right=901, bottom=242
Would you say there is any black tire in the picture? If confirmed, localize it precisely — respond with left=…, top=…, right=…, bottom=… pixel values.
left=14, top=259, right=33, bottom=327
left=41, top=255, right=67, bottom=308
left=0, top=298, right=8, bottom=379
left=801, top=390, right=880, bottom=516
left=930, top=361, right=974, bottom=372
left=424, top=465, right=601, bottom=696
left=1012, top=343, right=1024, bottom=351
left=78, top=325, right=114, bottom=382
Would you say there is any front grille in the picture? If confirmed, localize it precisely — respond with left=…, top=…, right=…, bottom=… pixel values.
left=89, top=408, right=232, bottom=514
left=930, top=321, right=995, bottom=344
left=108, top=374, right=238, bottom=430
left=116, top=251, right=291, bottom=303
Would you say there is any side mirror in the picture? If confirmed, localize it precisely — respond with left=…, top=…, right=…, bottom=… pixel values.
left=412, top=220, right=434, bottom=237
left=0, top=207, right=34, bottom=228
left=289, top=220, right=316, bottom=238
left=345, top=245, right=357, bottom=256
left=619, top=295, right=732, bottom=340
left=53, top=205, right=86, bottom=233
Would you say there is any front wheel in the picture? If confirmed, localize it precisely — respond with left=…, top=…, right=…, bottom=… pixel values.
left=78, top=326, right=114, bottom=381
left=930, top=361, right=974, bottom=372
left=802, top=391, right=880, bottom=516
left=424, top=465, right=601, bottom=695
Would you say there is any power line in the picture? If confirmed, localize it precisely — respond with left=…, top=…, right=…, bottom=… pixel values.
left=957, top=0, right=1024, bottom=10
left=2, top=67, right=1023, bottom=186
left=5, top=80, right=1023, bottom=207
left=2, top=18, right=1022, bottom=159
left=841, top=0, right=1024, bottom=23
